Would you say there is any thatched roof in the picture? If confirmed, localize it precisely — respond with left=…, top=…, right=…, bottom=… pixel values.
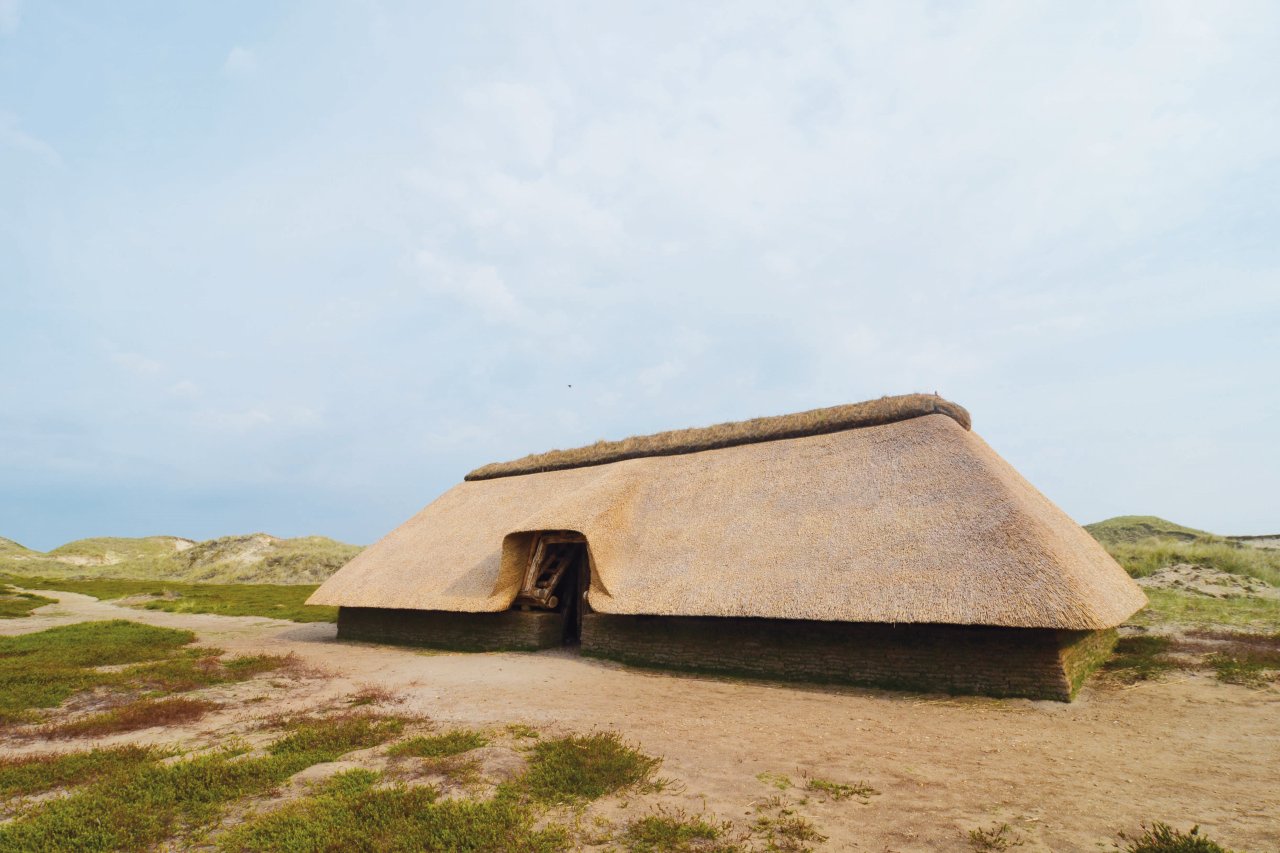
left=466, top=393, right=970, bottom=480
left=310, top=400, right=1145, bottom=630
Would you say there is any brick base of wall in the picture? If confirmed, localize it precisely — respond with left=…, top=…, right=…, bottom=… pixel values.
left=337, top=607, right=564, bottom=652
left=336, top=607, right=1115, bottom=701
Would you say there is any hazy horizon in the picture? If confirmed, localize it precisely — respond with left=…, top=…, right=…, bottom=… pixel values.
left=4, top=2, right=1278, bottom=551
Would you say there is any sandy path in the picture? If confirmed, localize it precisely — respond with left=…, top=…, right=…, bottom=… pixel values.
left=3, top=590, right=1278, bottom=852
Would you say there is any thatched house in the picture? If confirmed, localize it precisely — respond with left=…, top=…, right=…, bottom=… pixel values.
left=310, top=394, right=1145, bottom=700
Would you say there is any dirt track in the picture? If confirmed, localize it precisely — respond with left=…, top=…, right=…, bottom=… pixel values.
left=3, top=591, right=1278, bottom=852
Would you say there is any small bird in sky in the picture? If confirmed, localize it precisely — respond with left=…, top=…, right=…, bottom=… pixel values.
left=568, top=384, right=573, bottom=388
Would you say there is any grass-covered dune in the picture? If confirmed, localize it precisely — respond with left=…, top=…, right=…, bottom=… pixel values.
left=1086, top=515, right=1280, bottom=588
left=1085, top=515, right=1212, bottom=545
left=0, top=532, right=361, bottom=585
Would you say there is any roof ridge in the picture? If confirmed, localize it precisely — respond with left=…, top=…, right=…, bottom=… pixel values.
left=465, top=393, right=970, bottom=481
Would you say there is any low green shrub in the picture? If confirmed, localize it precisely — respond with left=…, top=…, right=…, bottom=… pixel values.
left=523, top=732, right=660, bottom=803
left=1120, top=822, right=1234, bottom=852
left=388, top=729, right=489, bottom=758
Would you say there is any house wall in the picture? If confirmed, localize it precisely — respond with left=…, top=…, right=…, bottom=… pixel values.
left=1059, top=628, right=1119, bottom=695
left=580, top=614, right=1091, bottom=701
left=337, top=606, right=564, bottom=652
left=336, top=607, right=1112, bottom=701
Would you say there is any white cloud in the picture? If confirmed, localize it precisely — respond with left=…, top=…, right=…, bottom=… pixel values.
left=222, top=46, right=258, bottom=78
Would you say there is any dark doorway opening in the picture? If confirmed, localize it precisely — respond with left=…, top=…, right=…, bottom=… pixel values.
left=513, top=532, right=589, bottom=647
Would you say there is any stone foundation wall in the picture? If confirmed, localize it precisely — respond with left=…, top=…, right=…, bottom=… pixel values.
left=581, top=614, right=1087, bottom=701
left=336, top=607, right=1113, bottom=701
left=337, top=607, right=564, bottom=652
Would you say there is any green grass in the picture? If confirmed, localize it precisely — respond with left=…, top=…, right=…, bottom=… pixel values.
left=0, top=620, right=195, bottom=723
left=1132, top=589, right=1280, bottom=631
left=0, top=573, right=336, bottom=622
left=218, top=769, right=568, bottom=853
left=0, top=620, right=288, bottom=725
left=1103, top=636, right=1181, bottom=683
left=0, top=585, right=54, bottom=618
left=1120, top=822, right=1234, bottom=852
left=1206, top=646, right=1280, bottom=687
left=388, top=729, right=490, bottom=758
left=0, top=714, right=406, bottom=852
left=622, top=809, right=737, bottom=852
left=0, top=745, right=162, bottom=800
left=523, top=732, right=661, bottom=804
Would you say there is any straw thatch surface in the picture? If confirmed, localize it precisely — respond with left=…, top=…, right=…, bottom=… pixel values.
left=465, top=393, right=971, bottom=480
left=310, top=411, right=1145, bottom=629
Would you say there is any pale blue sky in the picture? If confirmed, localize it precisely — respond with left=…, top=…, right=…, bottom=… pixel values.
left=2, top=1, right=1278, bottom=550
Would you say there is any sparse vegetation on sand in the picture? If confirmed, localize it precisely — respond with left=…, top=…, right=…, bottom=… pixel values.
left=968, top=821, right=1021, bottom=851
left=0, top=584, right=54, bottom=618
left=0, top=709, right=681, bottom=852
left=0, top=714, right=406, bottom=851
left=1119, top=822, right=1235, bottom=852
left=803, top=776, right=878, bottom=803
left=751, top=801, right=826, bottom=853
left=0, top=573, right=336, bottom=622
left=220, top=768, right=567, bottom=853
left=43, top=696, right=220, bottom=739
left=622, top=808, right=737, bottom=852
left=1102, top=629, right=1280, bottom=687
left=0, top=620, right=289, bottom=726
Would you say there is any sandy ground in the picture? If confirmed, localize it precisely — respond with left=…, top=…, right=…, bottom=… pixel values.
left=1136, top=563, right=1280, bottom=600
left=3, top=591, right=1278, bottom=852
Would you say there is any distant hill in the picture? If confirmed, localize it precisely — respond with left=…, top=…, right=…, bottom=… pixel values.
left=0, top=537, right=35, bottom=556
left=0, top=533, right=362, bottom=585
left=1084, top=515, right=1211, bottom=545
